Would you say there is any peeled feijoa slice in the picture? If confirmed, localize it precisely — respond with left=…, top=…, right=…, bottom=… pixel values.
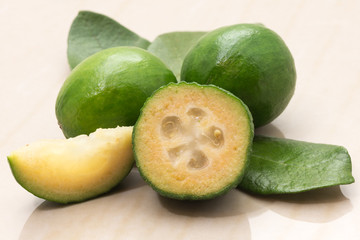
left=133, top=82, right=254, bottom=200
left=7, top=126, right=134, bottom=204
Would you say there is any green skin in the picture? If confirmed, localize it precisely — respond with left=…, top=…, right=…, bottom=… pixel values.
left=56, top=47, right=176, bottom=138
left=181, top=24, right=296, bottom=128
left=133, top=82, right=254, bottom=200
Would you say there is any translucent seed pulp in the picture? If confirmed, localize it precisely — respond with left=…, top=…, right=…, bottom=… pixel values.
left=199, top=126, right=224, bottom=148
left=207, top=126, right=224, bottom=147
left=161, top=116, right=182, bottom=138
left=168, top=144, right=187, bottom=163
left=187, top=107, right=207, bottom=121
left=161, top=107, right=225, bottom=172
left=188, top=150, right=209, bottom=170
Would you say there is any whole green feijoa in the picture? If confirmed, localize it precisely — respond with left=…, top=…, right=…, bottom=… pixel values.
left=133, top=82, right=254, bottom=200
left=181, top=24, right=296, bottom=128
left=56, top=47, right=177, bottom=138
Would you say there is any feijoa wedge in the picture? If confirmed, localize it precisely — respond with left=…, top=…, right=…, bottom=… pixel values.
left=7, top=127, right=134, bottom=204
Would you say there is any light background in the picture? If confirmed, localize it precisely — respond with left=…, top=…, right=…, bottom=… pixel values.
left=1, top=0, right=359, bottom=239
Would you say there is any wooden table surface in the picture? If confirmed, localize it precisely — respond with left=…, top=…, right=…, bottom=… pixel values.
left=1, top=0, right=359, bottom=239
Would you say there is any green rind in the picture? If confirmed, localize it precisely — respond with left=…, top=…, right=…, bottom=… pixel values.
left=181, top=23, right=296, bottom=128
left=238, top=136, right=355, bottom=195
left=56, top=46, right=177, bottom=138
left=133, top=82, right=254, bottom=200
left=7, top=155, right=134, bottom=204
left=147, top=31, right=207, bottom=80
left=67, top=11, right=151, bottom=69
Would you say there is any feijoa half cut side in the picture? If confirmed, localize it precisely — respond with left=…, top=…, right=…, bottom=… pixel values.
left=133, top=82, right=254, bottom=200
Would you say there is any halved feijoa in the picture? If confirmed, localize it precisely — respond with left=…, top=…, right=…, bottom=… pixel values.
left=7, top=127, right=133, bottom=204
left=133, top=82, right=254, bottom=200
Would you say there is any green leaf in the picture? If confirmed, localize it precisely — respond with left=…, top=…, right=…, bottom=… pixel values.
left=147, top=32, right=206, bottom=80
left=239, top=136, right=355, bottom=194
left=67, top=11, right=151, bottom=69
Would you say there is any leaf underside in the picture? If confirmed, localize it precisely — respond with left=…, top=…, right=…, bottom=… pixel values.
left=147, top=32, right=206, bottom=80
left=239, top=136, right=355, bottom=194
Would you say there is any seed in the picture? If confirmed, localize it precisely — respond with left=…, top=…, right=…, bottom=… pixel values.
left=187, top=107, right=207, bottom=121
left=161, top=116, right=182, bottom=138
left=168, top=144, right=187, bottom=164
left=188, top=150, right=209, bottom=169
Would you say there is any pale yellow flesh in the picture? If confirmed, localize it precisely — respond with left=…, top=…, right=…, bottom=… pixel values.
left=8, top=126, right=134, bottom=203
left=135, top=85, right=251, bottom=196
